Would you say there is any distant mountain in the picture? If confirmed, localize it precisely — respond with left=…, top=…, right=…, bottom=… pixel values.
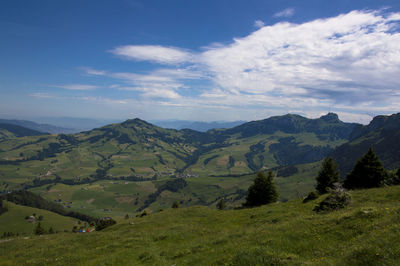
left=331, top=112, right=400, bottom=176
left=151, top=120, right=246, bottom=132
left=0, top=119, right=75, bottom=134
left=0, top=123, right=46, bottom=140
left=32, top=117, right=119, bottom=133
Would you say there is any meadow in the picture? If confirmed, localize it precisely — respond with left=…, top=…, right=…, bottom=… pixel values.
left=1, top=185, right=400, bottom=265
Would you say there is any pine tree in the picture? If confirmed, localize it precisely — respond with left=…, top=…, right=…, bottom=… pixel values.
left=316, top=157, right=340, bottom=194
left=34, top=222, right=45, bottom=235
left=243, top=171, right=279, bottom=207
left=172, top=201, right=179, bottom=208
left=217, top=198, right=226, bottom=210
left=344, top=148, right=387, bottom=189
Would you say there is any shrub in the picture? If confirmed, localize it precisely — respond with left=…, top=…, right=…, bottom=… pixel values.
left=243, top=171, right=279, bottom=207
left=314, top=184, right=351, bottom=213
left=303, top=191, right=319, bottom=203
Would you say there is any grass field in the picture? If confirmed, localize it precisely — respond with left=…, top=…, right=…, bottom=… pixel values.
left=0, top=201, right=80, bottom=235
left=1, top=185, right=400, bottom=265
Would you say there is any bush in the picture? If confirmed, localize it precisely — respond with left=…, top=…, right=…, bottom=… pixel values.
left=95, top=218, right=116, bottom=231
left=314, top=184, right=351, bottom=213
left=303, top=191, right=319, bottom=203
left=243, top=171, right=279, bottom=207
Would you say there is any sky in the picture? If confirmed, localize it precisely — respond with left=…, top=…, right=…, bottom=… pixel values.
left=1, top=0, right=400, bottom=124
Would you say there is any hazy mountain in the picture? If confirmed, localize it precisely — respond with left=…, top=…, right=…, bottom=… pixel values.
left=31, top=117, right=120, bottom=133
left=0, top=119, right=75, bottom=134
left=150, top=120, right=246, bottom=132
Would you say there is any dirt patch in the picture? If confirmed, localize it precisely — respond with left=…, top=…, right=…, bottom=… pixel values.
left=217, top=155, right=229, bottom=166
left=116, top=197, right=134, bottom=204
left=86, top=198, right=95, bottom=204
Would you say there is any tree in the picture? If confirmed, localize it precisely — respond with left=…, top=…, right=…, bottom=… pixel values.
left=48, top=227, right=55, bottom=234
left=344, top=148, right=387, bottom=189
left=316, top=157, right=340, bottom=194
left=34, top=222, right=45, bottom=235
left=243, top=171, right=279, bottom=207
left=172, top=201, right=179, bottom=208
left=217, top=198, right=226, bottom=210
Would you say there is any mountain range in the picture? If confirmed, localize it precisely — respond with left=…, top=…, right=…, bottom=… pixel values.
left=0, top=112, right=399, bottom=214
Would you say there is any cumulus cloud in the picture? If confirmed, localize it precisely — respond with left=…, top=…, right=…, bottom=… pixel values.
left=82, top=9, right=400, bottom=122
left=273, top=8, right=295, bottom=18
left=110, top=45, right=193, bottom=64
left=54, top=84, right=99, bottom=90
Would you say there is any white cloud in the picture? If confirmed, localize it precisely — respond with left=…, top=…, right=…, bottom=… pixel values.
left=81, top=67, right=107, bottom=76
left=78, top=96, right=127, bottom=105
left=273, top=8, right=295, bottom=18
left=110, top=45, right=193, bottom=64
left=54, top=84, right=99, bottom=90
left=30, top=92, right=57, bottom=99
left=85, top=9, right=400, bottom=122
left=254, top=20, right=265, bottom=28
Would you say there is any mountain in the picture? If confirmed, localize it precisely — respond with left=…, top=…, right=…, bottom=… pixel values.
left=0, top=123, right=46, bottom=141
left=151, top=120, right=246, bottom=132
left=0, top=119, right=75, bottom=134
left=331, top=112, right=400, bottom=176
left=0, top=113, right=357, bottom=182
left=0, top=113, right=360, bottom=214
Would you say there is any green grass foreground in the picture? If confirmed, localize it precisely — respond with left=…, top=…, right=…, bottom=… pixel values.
left=2, top=186, right=400, bottom=265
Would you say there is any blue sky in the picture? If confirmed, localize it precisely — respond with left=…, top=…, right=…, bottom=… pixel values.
left=1, top=0, right=400, bottom=124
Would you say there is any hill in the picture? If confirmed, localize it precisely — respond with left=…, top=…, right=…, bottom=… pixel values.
left=1, top=185, right=400, bottom=264
left=0, top=119, right=75, bottom=134
left=0, top=200, right=81, bottom=235
left=0, top=113, right=357, bottom=215
left=0, top=113, right=356, bottom=182
left=331, top=112, right=400, bottom=176
left=0, top=123, right=46, bottom=141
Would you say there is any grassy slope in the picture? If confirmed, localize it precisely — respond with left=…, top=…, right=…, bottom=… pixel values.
left=1, top=186, right=400, bottom=265
left=0, top=201, right=80, bottom=234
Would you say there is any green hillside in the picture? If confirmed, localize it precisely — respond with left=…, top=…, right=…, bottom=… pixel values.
left=0, top=201, right=80, bottom=235
left=1, top=186, right=400, bottom=265
left=0, top=113, right=355, bottom=190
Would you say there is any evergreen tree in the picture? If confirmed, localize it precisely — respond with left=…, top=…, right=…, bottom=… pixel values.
left=243, top=171, right=279, bottom=207
left=344, top=148, right=387, bottom=189
left=217, top=198, right=226, bottom=210
left=34, top=222, right=45, bottom=235
left=172, top=201, right=179, bottom=208
left=316, top=157, right=340, bottom=194
left=48, top=227, right=55, bottom=234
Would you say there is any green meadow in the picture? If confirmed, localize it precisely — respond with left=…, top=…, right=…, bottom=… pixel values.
left=1, top=185, right=400, bottom=265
